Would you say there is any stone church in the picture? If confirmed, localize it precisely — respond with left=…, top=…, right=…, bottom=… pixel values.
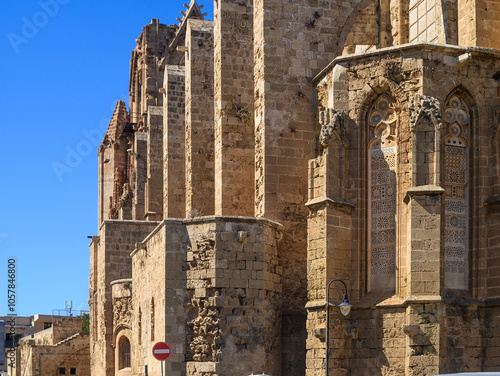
left=88, top=0, right=500, bottom=374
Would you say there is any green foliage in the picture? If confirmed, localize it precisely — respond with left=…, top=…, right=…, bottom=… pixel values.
left=81, top=313, right=90, bottom=333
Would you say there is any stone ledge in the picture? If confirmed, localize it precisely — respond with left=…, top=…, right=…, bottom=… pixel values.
left=110, top=279, right=132, bottom=286
left=131, top=215, right=285, bottom=256
left=404, top=185, right=445, bottom=203
left=182, top=215, right=284, bottom=229
left=99, top=219, right=161, bottom=231
left=375, top=295, right=405, bottom=307
left=313, top=42, right=500, bottom=84
left=404, top=295, right=442, bottom=304
left=305, top=300, right=327, bottom=311
left=305, top=196, right=355, bottom=210
left=484, top=195, right=500, bottom=206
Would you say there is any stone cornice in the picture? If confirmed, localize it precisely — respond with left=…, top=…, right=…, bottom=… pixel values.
left=404, top=185, right=445, bottom=203
left=110, top=279, right=132, bottom=286
left=305, top=196, right=355, bottom=210
left=313, top=42, right=500, bottom=84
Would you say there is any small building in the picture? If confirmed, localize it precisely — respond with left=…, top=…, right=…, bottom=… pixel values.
left=15, top=316, right=89, bottom=376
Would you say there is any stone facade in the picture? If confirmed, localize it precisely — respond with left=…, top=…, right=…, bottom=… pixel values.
left=308, top=44, right=500, bottom=376
left=15, top=317, right=89, bottom=376
left=88, top=0, right=500, bottom=375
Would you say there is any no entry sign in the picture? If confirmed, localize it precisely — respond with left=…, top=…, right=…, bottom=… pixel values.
left=152, top=342, right=171, bottom=361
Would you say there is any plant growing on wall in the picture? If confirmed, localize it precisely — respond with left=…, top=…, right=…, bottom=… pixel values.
left=236, top=106, right=251, bottom=123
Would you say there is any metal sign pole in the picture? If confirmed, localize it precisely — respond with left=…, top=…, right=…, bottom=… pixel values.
left=161, top=360, right=163, bottom=376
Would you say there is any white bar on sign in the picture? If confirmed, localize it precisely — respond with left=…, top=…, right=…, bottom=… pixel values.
left=154, top=349, right=170, bottom=354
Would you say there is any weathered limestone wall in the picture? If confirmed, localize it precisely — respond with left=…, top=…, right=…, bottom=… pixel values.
left=213, top=0, right=255, bottom=216
left=89, top=220, right=158, bottom=376
left=163, top=66, right=186, bottom=219
left=16, top=331, right=89, bottom=376
left=342, top=1, right=380, bottom=52
left=133, top=133, right=148, bottom=220
left=184, top=217, right=282, bottom=376
left=98, top=101, right=130, bottom=224
left=145, top=106, right=164, bottom=221
left=130, top=217, right=282, bottom=376
left=58, top=346, right=90, bottom=376
left=184, top=20, right=215, bottom=218
left=458, top=0, right=500, bottom=49
left=252, top=0, right=387, bottom=370
left=131, top=220, right=186, bottom=376
left=307, top=44, right=500, bottom=375
left=129, top=19, right=171, bottom=126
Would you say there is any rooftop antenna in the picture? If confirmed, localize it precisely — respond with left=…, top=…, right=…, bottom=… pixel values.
left=64, top=300, right=73, bottom=316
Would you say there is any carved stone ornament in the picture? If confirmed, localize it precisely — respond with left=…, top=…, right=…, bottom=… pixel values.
left=319, top=108, right=346, bottom=148
left=409, top=94, right=442, bottom=131
left=113, top=297, right=132, bottom=328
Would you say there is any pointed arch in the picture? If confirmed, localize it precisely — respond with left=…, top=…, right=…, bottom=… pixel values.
left=367, top=94, right=398, bottom=292
left=409, top=94, right=443, bottom=187
left=442, top=88, right=474, bottom=290
left=118, top=335, right=131, bottom=369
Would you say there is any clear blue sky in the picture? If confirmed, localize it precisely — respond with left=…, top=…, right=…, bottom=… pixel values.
left=0, top=0, right=212, bottom=317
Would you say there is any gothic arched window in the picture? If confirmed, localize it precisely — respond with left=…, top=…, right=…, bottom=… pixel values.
left=443, top=95, right=469, bottom=290
left=118, top=336, right=131, bottom=369
left=367, top=94, right=398, bottom=291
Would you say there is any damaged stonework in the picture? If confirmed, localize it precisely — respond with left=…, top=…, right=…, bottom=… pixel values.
left=319, top=108, right=347, bottom=148
left=408, top=94, right=443, bottom=131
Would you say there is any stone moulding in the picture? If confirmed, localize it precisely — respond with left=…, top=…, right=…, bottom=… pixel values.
left=312, top=42, right=500, bottom=85
left=404, top=295, right=442, bottom=304
left=404, top=185, right=445, bottom=204
left=305, top=299, right=328, bottom=311
left=110, top=278, right=133, bottom=285
left=130, top=215, right=284, bottom=256
left=305, top=196, right=355, bottom=210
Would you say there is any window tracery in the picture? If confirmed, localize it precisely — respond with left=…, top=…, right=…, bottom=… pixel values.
left=443, top=95, right=469, bottom=289
left=368, top=94, right=398, bottom=291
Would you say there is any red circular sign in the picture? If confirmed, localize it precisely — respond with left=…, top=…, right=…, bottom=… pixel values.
left=152, top=342, right=171, bottom=361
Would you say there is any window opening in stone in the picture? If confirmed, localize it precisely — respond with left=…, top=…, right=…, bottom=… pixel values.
left=119, top=336, right=131, bottom=369
left=59, top=368, right=66, bottom=375
left=367, top=94, right=398, bottom=291
left=150, top=298, right=155, bottom=342
left=138, top=308, right=142, bottom=346
left=415, top=120, right=436, bottom=185
left=443, top=94, right=469, bottom=290
left=70, top=368, right=76, bottom=375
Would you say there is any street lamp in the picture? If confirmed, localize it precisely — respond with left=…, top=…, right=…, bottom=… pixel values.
left=325, top=278, right=352, bottom=376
